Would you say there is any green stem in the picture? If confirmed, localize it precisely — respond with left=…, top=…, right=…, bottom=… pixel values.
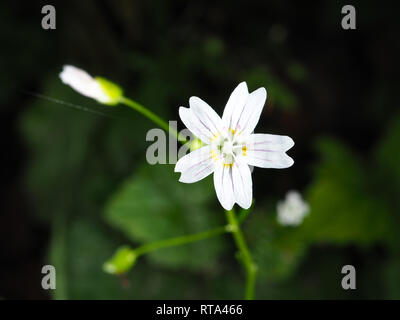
left=119, top=96, right=187, bottom=143
left=225, top=208, right=257, bottom=300
left=134, top=225, right=229, bottom=257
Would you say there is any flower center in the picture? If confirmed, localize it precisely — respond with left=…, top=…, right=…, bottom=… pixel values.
left=211, top=132, right=247, bottom=166
left=218, top=137, right=241, bottom=165
left=222, top=140, right=234, bottom=155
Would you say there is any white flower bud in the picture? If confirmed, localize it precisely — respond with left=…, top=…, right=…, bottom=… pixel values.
left=59, top=65, right=122, bottom=105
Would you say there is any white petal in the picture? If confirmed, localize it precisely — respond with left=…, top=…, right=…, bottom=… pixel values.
left=179, top=107, right=213, bottom=144
left=175, top=145, right=215, bottom=183
left=222, top=82, right=249, bottom=130
left=232, top=87, right=267, bottom=134
left=232, top=162, right=252, bottom=209
left=213, top=161, right=235, bottom=210
left=241, top=133, right=294, bottom=168
left=189, top=96, right=223, bottom=138
left=245, top=150, right=294, bottom=169
left=59, top=65, right=109, bottom=103
left=247, top=133, right=294, bottom=152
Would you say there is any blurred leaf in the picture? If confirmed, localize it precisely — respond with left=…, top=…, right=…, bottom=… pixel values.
left=375, top=113, right=400, bottom=195
left=245, top=210, right=306, bottom=281
left=19, top=78, right=100, bottom=220
left=104, top=164, right=226, bottom=271
left=50, top=217, right=206, bottom=299
left=302, top=138, right=395, bottom=245
left=49, top=216, right=134, bottom=299
left=19, top=76, right=150, bottom=222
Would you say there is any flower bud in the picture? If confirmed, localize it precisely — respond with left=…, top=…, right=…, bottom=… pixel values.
left=103, top=246, right=137, bottom=275
left=59, top=65, right=123, bottom=105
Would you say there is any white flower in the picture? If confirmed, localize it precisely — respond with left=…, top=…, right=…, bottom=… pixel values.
left=277, top=191, right=309, bottom=226
left=59, top=65, right=122, bottom=105
left=175, top=82, right=294, bottom=210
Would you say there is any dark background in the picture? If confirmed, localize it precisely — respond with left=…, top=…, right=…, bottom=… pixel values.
left=1, top=0, right=399, bottom=299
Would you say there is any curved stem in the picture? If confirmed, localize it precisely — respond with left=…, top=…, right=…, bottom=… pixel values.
left=225, top=208, right=257, bottom=300
left=134, top=225, right=229, bottom=257
left=119, top=96, right=187, bottom=143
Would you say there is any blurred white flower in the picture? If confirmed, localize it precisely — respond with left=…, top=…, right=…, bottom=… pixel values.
left=175, top=82, right=294, bottom=210
left=59, top=65, right=122, bottom=105
left=277, top=191, right=309, bottom=226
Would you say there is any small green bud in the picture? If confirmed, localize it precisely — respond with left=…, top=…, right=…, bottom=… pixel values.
left=103, top=246, right=137, bottom=275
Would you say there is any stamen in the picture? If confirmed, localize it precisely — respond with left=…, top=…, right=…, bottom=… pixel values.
left=242, top=146, right=247, bottom=156
left=210, top=150, right=218, bottom=161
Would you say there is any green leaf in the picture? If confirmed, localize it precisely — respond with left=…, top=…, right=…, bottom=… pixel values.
left=19, top=76, right=151, bottom=222
left=50, top=217, right=132, bottom=299
left=104, top=164, right=226, bottom=271
left=245, top=211, right=306, bottom=281
left=302, top=138, right=394, bottom=245
left=19, top=77, right=100, bottom=221
left=50, top=217, right=206, bottom=299
left=375, top=113, right=400, bottom=195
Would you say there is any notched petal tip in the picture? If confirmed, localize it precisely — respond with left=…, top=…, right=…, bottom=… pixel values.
left=252, top=86, right=267, bottom=98
left=236, top=81, right=249, bottom=91
left=178, top=106, right=189, bottom=114
left=284, top=154, right=294, bottom=168
left=274, top=153, right=294, bottom=169
left=221, top=202, right=235, bottom=211
left=189, top=96, right=202, bottom=107
left=178, top=176, right=190, bottom=183
left=178, top=106, right=190, bottom=123
left=282, top=136, right=295, bottom=151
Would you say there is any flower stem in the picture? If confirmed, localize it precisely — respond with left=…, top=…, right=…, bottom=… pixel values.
left=225, top=208, right=257, bottom=300
left=119, top=96, right=187, bottom=143
left=134, top=225, right=229, bottom=257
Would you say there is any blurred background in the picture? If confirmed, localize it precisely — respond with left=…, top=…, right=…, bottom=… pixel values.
left=1, top=0, right=400, bottom=299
